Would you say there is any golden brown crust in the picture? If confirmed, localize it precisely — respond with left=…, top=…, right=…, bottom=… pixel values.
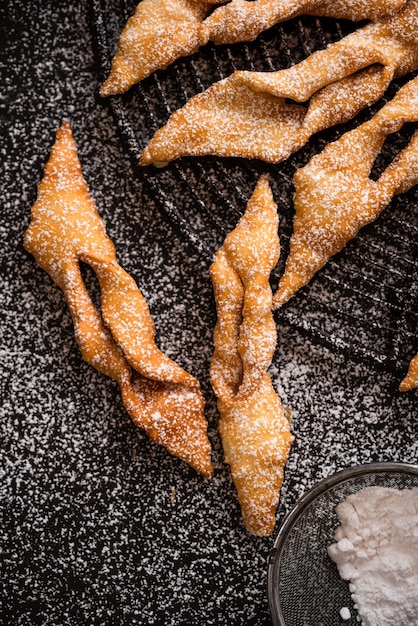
left=101, top=0, right=407, bottom=95
left=205, top=0, right=407, bottom=45
left=100, top=0, right=214, bottom=97
left=140, top=0, right=418, bottom=165
left=272, top=76, right=418, bottom=309
left=210, top=177, right=293, bottom=536
left=399, top=354, right=418, bottom=391
left=24, top=122, right=213, bottom=478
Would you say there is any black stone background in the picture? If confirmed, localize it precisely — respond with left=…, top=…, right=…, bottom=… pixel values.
left=1, top=2, right=417, bottom=625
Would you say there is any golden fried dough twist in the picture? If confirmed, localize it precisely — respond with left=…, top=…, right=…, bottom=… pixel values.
left=24, top=122, right=213, bottom=478
left=205, top=0, right=407, bottom=45
left=272, top=76, right=418, bottom=309
left=210, top=176, right=293, bottom=536
left=100, top=0, right=407, bottom=96
left=140, top=0, right=418, bottom=165
left=399, top=355, right=418, bottom=391
left=100, top=0, right=219, bottom=97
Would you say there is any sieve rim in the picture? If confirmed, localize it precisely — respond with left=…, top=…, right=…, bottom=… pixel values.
left=267, top=461, right=418, bottom=626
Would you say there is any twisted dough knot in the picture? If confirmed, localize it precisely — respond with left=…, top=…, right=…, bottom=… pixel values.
left=210, top=176, right=293, bottom=536
left=24, top=122, right=213, bottom=477
left=273, top=75, right=418, bottom=309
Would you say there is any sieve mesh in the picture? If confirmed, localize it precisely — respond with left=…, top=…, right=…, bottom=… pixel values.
left=268, top=463, right=418, bottom=626
left=90, top=0, right=418, bottom=376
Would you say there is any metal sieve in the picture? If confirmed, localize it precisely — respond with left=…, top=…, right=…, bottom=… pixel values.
left=268, top=462, right=418, bottom=626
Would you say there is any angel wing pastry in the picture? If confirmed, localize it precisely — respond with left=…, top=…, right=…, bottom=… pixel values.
left=205, top=0, right=407, bottom=46
left=272, top=76, right=418, bottom=309
left=140, top=0, right=418, bottom=165
left=399, top=355, right=418, bottom=391
left=100, top=0, right=407, bottom=96
left=24, top=122, right=213, bottom=478
left=99, top=0, right=216, bottom=97
left=210, top=176, right=294, bottom=536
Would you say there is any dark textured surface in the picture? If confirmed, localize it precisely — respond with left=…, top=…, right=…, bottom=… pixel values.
left=1, top=2, right=417, bottom=625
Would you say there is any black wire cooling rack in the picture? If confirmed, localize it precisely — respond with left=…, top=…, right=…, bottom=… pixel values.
left=91, top=0, right=418, bottom=376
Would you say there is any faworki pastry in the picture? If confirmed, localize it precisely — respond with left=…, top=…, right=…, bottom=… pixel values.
left=272, top=75, right=418, bottom=309
left=99, top=0, right=215, bottom=97
left=204, top=0, right=406, bottom=46
left=399, top=354, right=418, bottom=391
left=210, top=176, right=293, bottom=536
left=24, top=122, right=213, bottom=478
left=140, top=0, right=418, bottom=166
left=100, top=0, right=407, bottom=96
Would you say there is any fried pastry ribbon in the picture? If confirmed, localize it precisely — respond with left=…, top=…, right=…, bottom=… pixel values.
left=100, top=0, right=215, bottom=97
left=399, top=355, right=418, bottom=391
left=210, top=176, right=293, bottom=536
left=100, top=0, right=407, bottom=96
left=205, top=0, right=406, bottom=45
left=24, top=122, right=213, bottom=478
left=272, top=76, right=418, bottom=309
left=140, top=0, right=418, bottom=165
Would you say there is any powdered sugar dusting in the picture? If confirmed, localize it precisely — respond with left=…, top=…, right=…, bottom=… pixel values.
left=23, top=121, right=213, bottom=478
left=1, top=1, right=417, bottom=624
left=273, top=75, right=418, bottom=308
left=102, top=0, right=408, bottom=94
left=210, top=177, right=294, bottom=536
left=205, top=0, right=407, bottom=45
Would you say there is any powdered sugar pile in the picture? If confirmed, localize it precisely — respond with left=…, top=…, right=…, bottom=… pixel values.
left=328, top=487, right=418, bottom=626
